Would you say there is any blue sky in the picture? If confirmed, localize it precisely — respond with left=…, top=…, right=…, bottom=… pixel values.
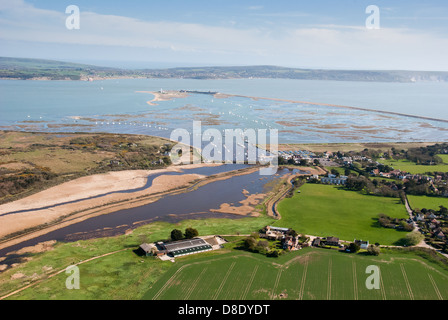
left=1, top=0, right=448, bottom=70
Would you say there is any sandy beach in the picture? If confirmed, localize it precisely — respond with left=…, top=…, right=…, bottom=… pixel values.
left=136, top=90, right=189, bottom=105
left=0, top=163, right=223, bottom=241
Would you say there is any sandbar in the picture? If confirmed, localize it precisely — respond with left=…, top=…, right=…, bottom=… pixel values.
left=0, top=163, right=223, bottom=240
left=136, top=90, right=189, bottom=105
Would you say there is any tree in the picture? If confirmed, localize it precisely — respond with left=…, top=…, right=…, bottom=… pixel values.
left=255, top=240, right=269, bottom=253
left=331, top=168, right=340, bottom=177
left=348, top=242, right=360, bottom=253
left=243, top=236, right=257, bottom=251
left=287, top=229, right=298, bottom=237
left=184, top=227, right=199, bottom=239
left=367, top=245, right=380, bottom=256
left=401, top=232, right=424, bottom=246
left=170, top=229, right=184, bottom=241
left=268, top=250, right=279, bottom=258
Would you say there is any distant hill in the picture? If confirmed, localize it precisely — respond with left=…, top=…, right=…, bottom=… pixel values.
left=0, top=57, right=123, bottom=80
left=1, top=57, right=448, bottom=82
left=142, top=65, right=448, bottom=82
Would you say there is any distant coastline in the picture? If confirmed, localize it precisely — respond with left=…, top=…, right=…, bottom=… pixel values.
left=213, top=92, right=448, bottom=124
left=137, top=89, right=448, bottom=124
left=2, top=57, right=448, bottom=83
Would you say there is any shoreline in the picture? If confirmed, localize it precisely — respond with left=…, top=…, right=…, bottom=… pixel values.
left=0, top=163, right=223, bottom=241
left=0, top=165, right=260, bottom=254
left=214, top=92, right=448, bottom=124
left=136, top=90, right=189, bottom=105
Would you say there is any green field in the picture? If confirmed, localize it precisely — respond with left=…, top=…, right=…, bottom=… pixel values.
left=276, top=184, right=409, bottom=245
left=0, top=216, right=275, bottom=300
left=381, top=159, right=448, bottom=174
left=438, top=154, right=448, bottom=164
left=407, top=195, right=448, bottom=211
left=2, top=216, right=448, bottom=300
left=143, top=247, right=448, bottom=300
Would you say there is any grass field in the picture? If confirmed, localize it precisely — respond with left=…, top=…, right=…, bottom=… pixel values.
left=2, top=216, right=448, bottom=300
left=407, top=195, right=448, bottom=211
left=381, top=159, right=448, bottom=174
left=143, top=247, right=448, bottom=300
left=276, top=184, right=409, bottom=245
left=0, top=216, right=275, bottom=300
left=438, top=154, right=448, bottom=164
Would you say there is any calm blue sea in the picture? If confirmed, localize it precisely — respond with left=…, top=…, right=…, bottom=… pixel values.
left=1, top=78, right=447, bottom=143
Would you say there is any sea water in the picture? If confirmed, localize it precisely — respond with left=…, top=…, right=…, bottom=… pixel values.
left=1, top=78, right=448, bottom=143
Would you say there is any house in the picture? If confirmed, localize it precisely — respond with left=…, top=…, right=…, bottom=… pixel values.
left=282, top=235, right=300, bottom=251
left=415, top=214, right=425, bottom=222
left=325, top=237, right=340, bottom=246
left=312, top=238, right=321, bottom=247
left=436, top=231, right=445, bottom=240
left=139, top=243, right=156, bottom=256
left=321, top=175, right=348, bottom=185
left=261, top=226, right=290, bottom=240
left=354, top=239, right=369, bottom=250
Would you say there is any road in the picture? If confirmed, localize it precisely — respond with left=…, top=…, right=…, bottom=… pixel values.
left=403, top=195, right=448, bottom=259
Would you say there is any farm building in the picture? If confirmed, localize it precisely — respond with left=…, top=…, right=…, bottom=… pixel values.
left=139, top=243, right=156, bottom=256
left=325, top=237, right=340, bottom=246
left=160, top=238, right=213, bottom=257
left=354, top=239, right=369, bottom=250
left=140, top=236, right=225, bottom=260
left=282, top=235, right=300, bottom=250
left=312, top=238, right=321, bottom=247
left=260, top=225, right=290, bottom=240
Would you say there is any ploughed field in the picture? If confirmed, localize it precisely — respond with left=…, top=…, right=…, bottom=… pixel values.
left=143, top=248, right=448, bottom=300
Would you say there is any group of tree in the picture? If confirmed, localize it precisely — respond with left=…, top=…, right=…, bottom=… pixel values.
left=377, top=213, right=414, bottom=231
left=277, top=156, right=309, bottom=166
left=242, top=233, right=282, bottom=258
left=344, top=175, right=402, bottom=198
left=414, top=205, right=448, bottom=219
left=404, top=144, right=446, bottom=165
left=346, top=242, right=380, bottom=256
left=397, top=232, right=424, bottom=247
left=354, top=144, right=447, bottom=166
left=170, top=227, right=199, bottom=241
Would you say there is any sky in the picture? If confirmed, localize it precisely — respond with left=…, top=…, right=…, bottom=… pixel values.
left=0, top=0, right=448, bottom=70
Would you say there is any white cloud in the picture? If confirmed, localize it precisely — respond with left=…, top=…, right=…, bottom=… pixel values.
left=247, top=5, right=264, bottom=11
left=0, top=0, right=447, bottom=70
